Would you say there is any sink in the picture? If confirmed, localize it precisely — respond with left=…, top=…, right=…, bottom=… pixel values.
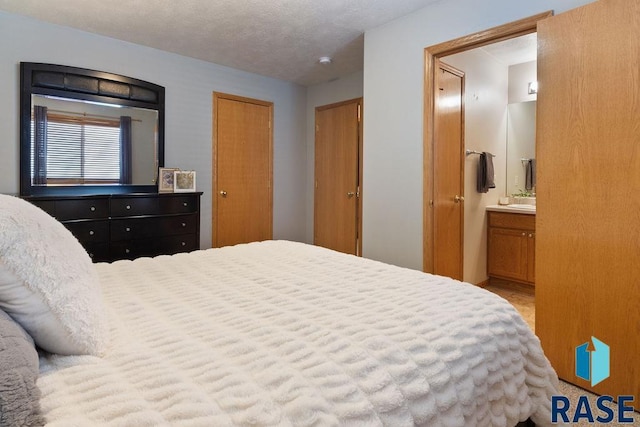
left=487, top=204, right=536, bottom=214
left=511, top=196, right=536, bottom=205
left=506, top=204, right=535, bottom=209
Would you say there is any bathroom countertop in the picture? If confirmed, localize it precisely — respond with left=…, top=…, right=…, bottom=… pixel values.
left=486, top=204, right=536, bottom=215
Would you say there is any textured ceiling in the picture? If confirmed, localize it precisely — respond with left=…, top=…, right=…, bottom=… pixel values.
left=0, top=0, right=443, bottom=86
left=480, top=33, right=537, bottom=66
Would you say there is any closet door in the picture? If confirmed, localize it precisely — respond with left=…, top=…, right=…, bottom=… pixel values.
left=213, top=93, right=273, bottom=247
left=536, top=0, right=639, bottom=402
left=314, top=99, right=362, bottom=255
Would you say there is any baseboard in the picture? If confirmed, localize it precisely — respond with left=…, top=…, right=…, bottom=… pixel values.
left=475, top=279, right=490, bottom=288
left=487, top=278, right=535, bottom=296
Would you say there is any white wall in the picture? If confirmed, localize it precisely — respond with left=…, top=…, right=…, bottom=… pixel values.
left=443, top=49, right=508, bottom=285
left=0, top=11, right=308, bottom=247
left=508, top=61, right=537, bottom=104
left=305, top=71, right=364, bottom=243
left=506, top=61, right=538, bottom=196
left=362, top=0, right=595, bottom=271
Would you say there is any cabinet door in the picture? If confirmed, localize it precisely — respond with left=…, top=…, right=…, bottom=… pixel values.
left=526, top=232, right=535, bottom=283
left=488, top=228, right=528, bottom=282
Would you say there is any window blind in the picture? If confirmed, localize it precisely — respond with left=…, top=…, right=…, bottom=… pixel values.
left=32, top=117, right=122, bottom=184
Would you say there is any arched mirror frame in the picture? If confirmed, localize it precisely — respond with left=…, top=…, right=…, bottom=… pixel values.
left=20, top=62, right=165, bottom=196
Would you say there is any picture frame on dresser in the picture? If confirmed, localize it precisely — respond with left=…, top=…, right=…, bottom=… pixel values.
left=158, top=168, right=179, bottom=193
left=174, top=171, right=196, bottom=193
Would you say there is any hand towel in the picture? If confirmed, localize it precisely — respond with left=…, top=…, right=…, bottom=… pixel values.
left=525, top=159, right=536, bottom=191
left=476, top=152, right=496, bottom=193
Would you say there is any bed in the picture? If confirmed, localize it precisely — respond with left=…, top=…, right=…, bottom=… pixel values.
left=0, top=195, right=558, bottom=426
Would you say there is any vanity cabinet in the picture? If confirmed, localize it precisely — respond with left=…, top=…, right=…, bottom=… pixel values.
left=26, top=193, right=202, bottom=262
left=487, top=211, right=535, bottom=285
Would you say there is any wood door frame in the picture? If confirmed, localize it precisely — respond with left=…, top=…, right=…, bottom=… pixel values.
left=423, top=11, right=552, bottom=273
left=314, top=97, right=363, bottom=256
left=212, top=92, right=274, bottom=247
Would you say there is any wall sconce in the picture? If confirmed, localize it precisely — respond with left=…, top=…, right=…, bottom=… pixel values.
left=528, top=81, right=538, bottom=94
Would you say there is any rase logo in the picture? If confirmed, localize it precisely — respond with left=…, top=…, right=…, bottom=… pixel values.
left=575, top=336, right=610, bottom=387
left=551, top=337, right=636, bottom=424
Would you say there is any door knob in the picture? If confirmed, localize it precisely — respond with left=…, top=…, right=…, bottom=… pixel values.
left=219, top=190, right=227, bottom=197
left=454, top=195, right=465, bottom=203
left=347, top=192, right=355, bottom=198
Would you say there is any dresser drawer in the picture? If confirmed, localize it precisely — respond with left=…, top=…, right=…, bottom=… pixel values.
left=488, top=212, right=535, bottom=230
left=110, top=234, right=198, bottom=260
left=110, top=214, right=197, bottom=241
left=30, top=200, right=55, bottom=216
left=157, top=234, right=199, bottom=254
left=159, top=195, right=199, bottom=214
left=26, top=197, right=108, bottom=220
left=110, top=197, right=159, bottom=217
left=84, top=243, right=110, bottom=263
left=110, top=194, right=199, bottom=217
left=64, top=220, right=109, bottom=244
left=24, top=192, right=201, bottom=262
left=55, top=198, right=109, bottom=220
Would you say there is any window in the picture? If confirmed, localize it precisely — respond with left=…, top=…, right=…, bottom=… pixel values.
left=31, top=106, right=132, bottom=185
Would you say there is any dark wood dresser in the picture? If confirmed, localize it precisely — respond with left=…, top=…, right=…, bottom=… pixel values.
left=26, top=192, right=202, bottom=262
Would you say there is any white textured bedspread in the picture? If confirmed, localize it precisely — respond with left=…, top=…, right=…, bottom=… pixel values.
left=37, top=241, right=558, bottom=426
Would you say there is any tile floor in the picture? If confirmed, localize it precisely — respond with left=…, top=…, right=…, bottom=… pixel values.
left=484, top=282, right=535, bottom=331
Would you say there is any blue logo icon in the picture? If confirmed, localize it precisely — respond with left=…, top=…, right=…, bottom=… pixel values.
left=576, top=336, right=610, bottom=386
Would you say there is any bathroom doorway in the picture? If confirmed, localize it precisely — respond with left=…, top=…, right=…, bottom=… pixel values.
left=423, top=12, right=549, bottom=281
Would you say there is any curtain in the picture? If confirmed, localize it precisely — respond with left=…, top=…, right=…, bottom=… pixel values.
left=120, top=116, right=132, bottom=184
left=33, top=105, right=48, bottom=185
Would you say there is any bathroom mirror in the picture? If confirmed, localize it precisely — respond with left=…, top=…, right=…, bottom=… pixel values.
left=506, top=100, right=536, bottom=197
left=20, top=62, right=165, bottom=196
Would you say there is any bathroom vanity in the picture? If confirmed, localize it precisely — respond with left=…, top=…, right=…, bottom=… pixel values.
left=486, top=205, right=535, bottom=286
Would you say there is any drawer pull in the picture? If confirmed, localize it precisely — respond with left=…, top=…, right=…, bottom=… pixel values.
left=125, top=249, right=130, bottom=254
left=89, top=230, right=95, bottom=236
left=181, top=242, right=186, bottom=246
left=125, top=227, right=131, bottom=232
left=90, top=206, right=96, bottom=212
left=183, top=202, right=188, bottom=207
left=521, top=232, right=526, bottom=236
left=126, top=205, right=131, bottom=210
left=181, top=222, right=186, bottom=227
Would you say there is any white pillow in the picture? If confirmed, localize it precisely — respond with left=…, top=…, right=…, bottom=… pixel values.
left=0, top=194, right=108, bottom=355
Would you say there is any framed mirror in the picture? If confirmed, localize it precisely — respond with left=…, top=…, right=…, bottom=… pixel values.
left=506, top=100, right=536, bottom=197
left=20, top=62, right=165, bottom=196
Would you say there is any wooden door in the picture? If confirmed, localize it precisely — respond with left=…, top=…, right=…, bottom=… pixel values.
left=314, top=99, right=362, bottom=255
left=213, top=93, right=273, bottom=247
left=433, top=61, right=464, bottom=280
left=536, top=0, right=640, bottom=401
